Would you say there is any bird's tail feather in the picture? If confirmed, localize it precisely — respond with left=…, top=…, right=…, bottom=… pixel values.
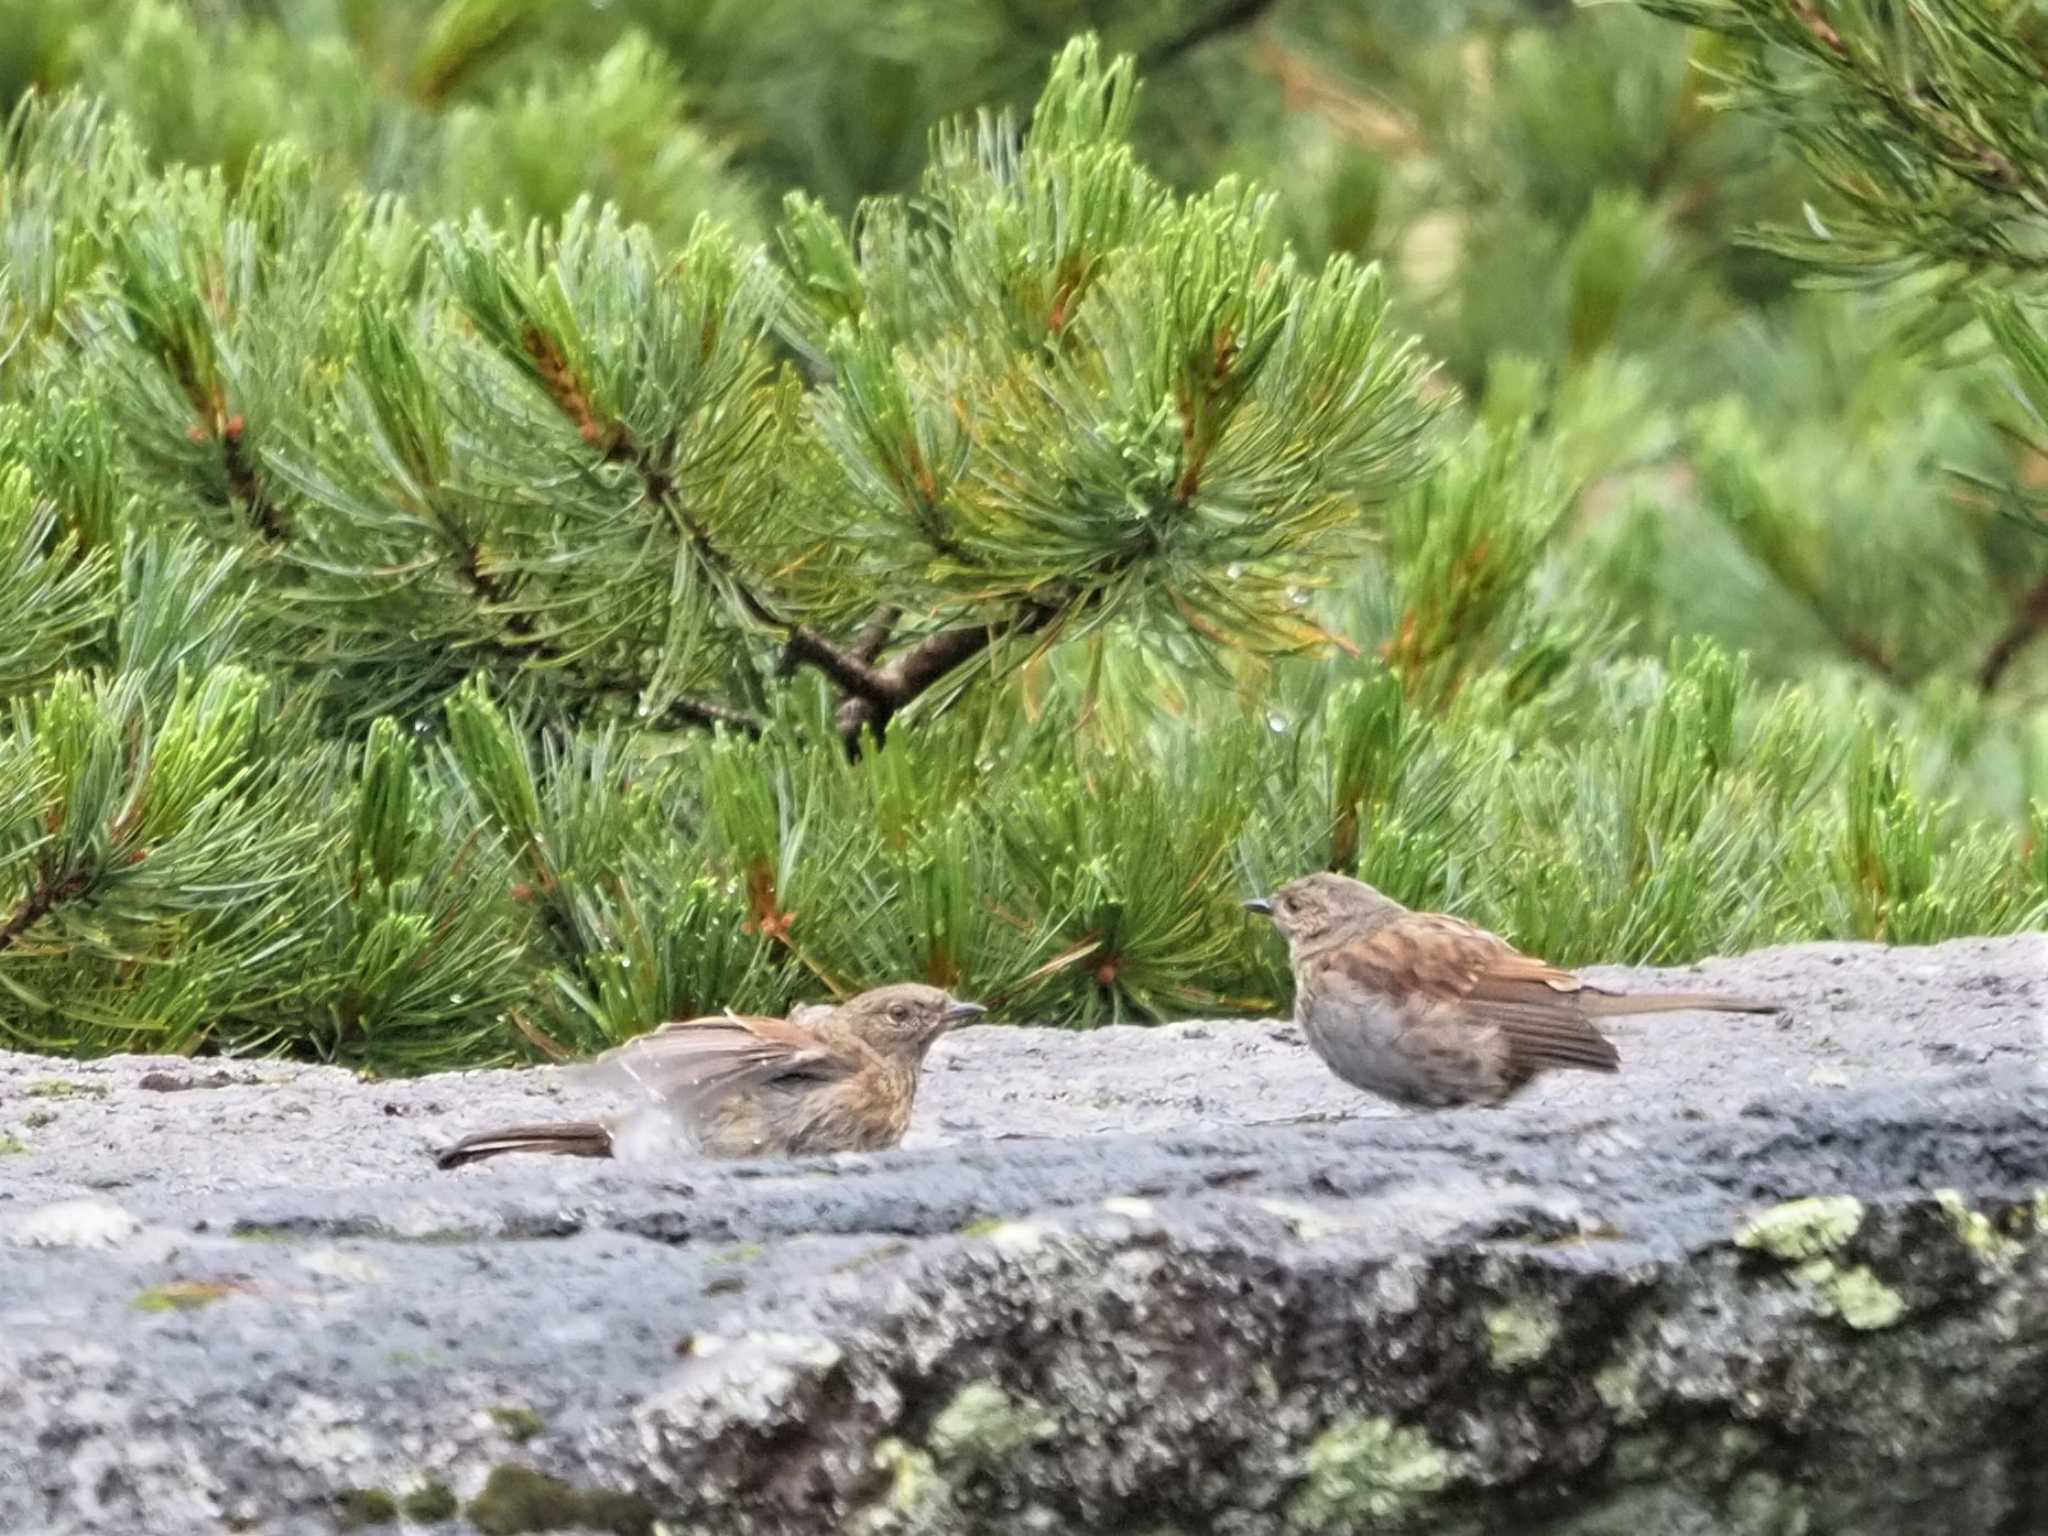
left=1583, top=992, right=1779, bottom=1018
left=434, top=1120, right=612, bottom=1170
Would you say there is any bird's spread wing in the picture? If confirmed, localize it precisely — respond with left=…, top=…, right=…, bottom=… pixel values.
left=1324, top=913, right=1618, bottom=1075
left=579, top=1013, right=859, bottom=1119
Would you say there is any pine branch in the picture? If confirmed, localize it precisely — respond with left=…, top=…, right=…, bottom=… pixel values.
left=850, top=605, right=901, bottom=664
left=887, top=606, right=1056, bottom=697
left=556, top=675, right=764, bottom=737
left=1855, top=65, right=2048, bottom=217
left=438, top=488, right=766, bottom=736
left=780, top=600, right=895, bottom=687
left=411, top=0, right=541, bottom=108
left=1977, top=571, right=2048, bottom=691
left=648, top=693, right=767, bottom=736
left=1836, top=627, right=1901, bottom=683
left=1787, top=0, right=1847, bottom=59
left=1662, top=0, right=2048, bottom=266
left=833, top=598, right=1065, bottom=747
left=634, top=449, right=895, bottom=707
left=451, top=536, right=529, bottom=634
left=1141, top=0, right=1285, bottom=73
left=217, top=415, right=288, bottom=545
left=0, top=862, right=92, bottom=956
left=520, top=326, right=935, bottom=726
left=778, top=621, right=896, bottom=704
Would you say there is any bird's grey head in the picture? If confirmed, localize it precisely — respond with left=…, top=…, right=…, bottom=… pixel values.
left=1244, top=872, right=1401, bottom=951
left=840, top=983, right=985, bottom=1057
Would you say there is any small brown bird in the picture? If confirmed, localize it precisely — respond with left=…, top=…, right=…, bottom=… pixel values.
left=1246, top=872, right=1778, bottom=1110
left=434, top=984, right=983, bottom=1168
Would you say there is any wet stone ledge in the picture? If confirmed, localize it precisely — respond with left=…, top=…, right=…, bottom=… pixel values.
left=1, top=933, right=2043, bottom=1534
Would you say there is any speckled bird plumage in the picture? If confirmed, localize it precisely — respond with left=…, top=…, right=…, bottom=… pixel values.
left=1248, top=872, right=1778, bottom=1110
left=434, top=983, right=982, bottom=1167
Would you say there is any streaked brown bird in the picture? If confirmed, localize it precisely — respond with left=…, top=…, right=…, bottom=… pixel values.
left=1245, top=872, right=1778, bottom=1110
left=434, top=984, right=983, bottom=1168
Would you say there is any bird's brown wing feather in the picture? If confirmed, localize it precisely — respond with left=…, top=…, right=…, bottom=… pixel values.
left=1334, top=913, right=1619, bottom=1075
left=435, top=1121, right=611, bottom=1169
left=588, top=1013, right=863, bottom=1118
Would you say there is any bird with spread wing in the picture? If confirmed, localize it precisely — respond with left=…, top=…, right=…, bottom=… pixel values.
left=435, top=983, right=983, bottom=1167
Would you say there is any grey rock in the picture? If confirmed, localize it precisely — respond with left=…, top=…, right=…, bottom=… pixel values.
left=0, top=933, right=2044, bottom=1535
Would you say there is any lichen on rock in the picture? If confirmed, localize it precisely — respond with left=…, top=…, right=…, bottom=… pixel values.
left=1734, top=1196, right=1865, bottom=1260
left=1935, top=1189, right=2024, bottom=1265
left=1735, top=1193, right=1904, bottom=1328
left=1289, top=1415, right=1454, bottom=1530
left=1592, top=1358, right=1642, bottom=1421
left=465, top=1465, right=655, bottom=1536
left=1799, top=1261, right=1905, bottom=1330
left=1, top=934, right=2044, bottom=1536
left=850, top=1438, right=952, bottom=1533
left=927, top=1380, right=1057, bottom=1470
left=1484, top=1298, right=1561, bottom=1370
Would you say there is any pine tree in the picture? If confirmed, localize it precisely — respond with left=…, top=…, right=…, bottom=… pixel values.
left=1637, top=0, right=2048, bottom=691
left=0, top=12, right=2040, bottom=1071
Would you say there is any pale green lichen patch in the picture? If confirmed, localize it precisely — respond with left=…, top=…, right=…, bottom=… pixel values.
left=1793, top=1259, right=1905, bottom=1330
left=396, top=1227, right=487, bottom=1246
left=488, top=1405, right=544, bottom=1442
left=133, top=1281, right=237, bottom=1313
left=984, top=1220, right=1048, bottom=1253
left=1257, top=1198, right=1352, bottom=1241
left=400, top=1481, right=458, bottom=1522
left=1734, top=1196, right=1864, bottom=1261
left=1725, top=1468, right=1810, bottom=1535
left=1593, top=1358, right=1643, bottom=1421
left=1289, top=1415, right=1453, bottom=1530
left=0, top=1134, right=24, bottom=1156
left=1935, top=1190, right=2024, bottom=1264
left=25, top=1079, right=105, bottom=1099
left=1712, top=1424, right=1764, bottom=1480
left=850, top=1437, right=949, bottom=1532
left=1609, top=1432, right=1666, bottom=1483
left=334, top=1487, right=398, bottom=1529
left=834, top=1241, right=911, bottom=1274
left=1483, top=1300, right=1560, bottom=1370
left=927, top=1380, right=1056, bottom=1469
left=1719, top=1423, right=1761, bottom=1455
left=1735, top=1196, right=1905, bottom=1327
left=465, top=1464, right=654, bottom=1535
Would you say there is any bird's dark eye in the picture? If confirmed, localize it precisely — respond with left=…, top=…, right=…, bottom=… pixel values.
left=889, top=1004, right=910, bottom=1023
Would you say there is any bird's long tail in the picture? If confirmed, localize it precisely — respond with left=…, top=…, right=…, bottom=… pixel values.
left=434, top=1120, right=613, bottom=1170
left=1583, top=991, right=1779, bottom=1018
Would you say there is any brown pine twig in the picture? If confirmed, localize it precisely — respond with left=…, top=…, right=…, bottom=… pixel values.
left=1978, top=571, right=2048, bottom=691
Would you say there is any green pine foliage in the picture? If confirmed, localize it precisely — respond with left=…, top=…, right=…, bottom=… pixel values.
left=0, top=7, right=2042, bottom=1069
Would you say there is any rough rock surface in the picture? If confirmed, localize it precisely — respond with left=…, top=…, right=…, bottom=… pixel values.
left=1, top=934, right=2044, bottom=1536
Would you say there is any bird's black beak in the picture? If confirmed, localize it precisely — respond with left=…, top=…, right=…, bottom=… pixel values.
left=1242, top=897, right=1274, bottom=917
left=942, top=1000, right=987, bottom=1026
